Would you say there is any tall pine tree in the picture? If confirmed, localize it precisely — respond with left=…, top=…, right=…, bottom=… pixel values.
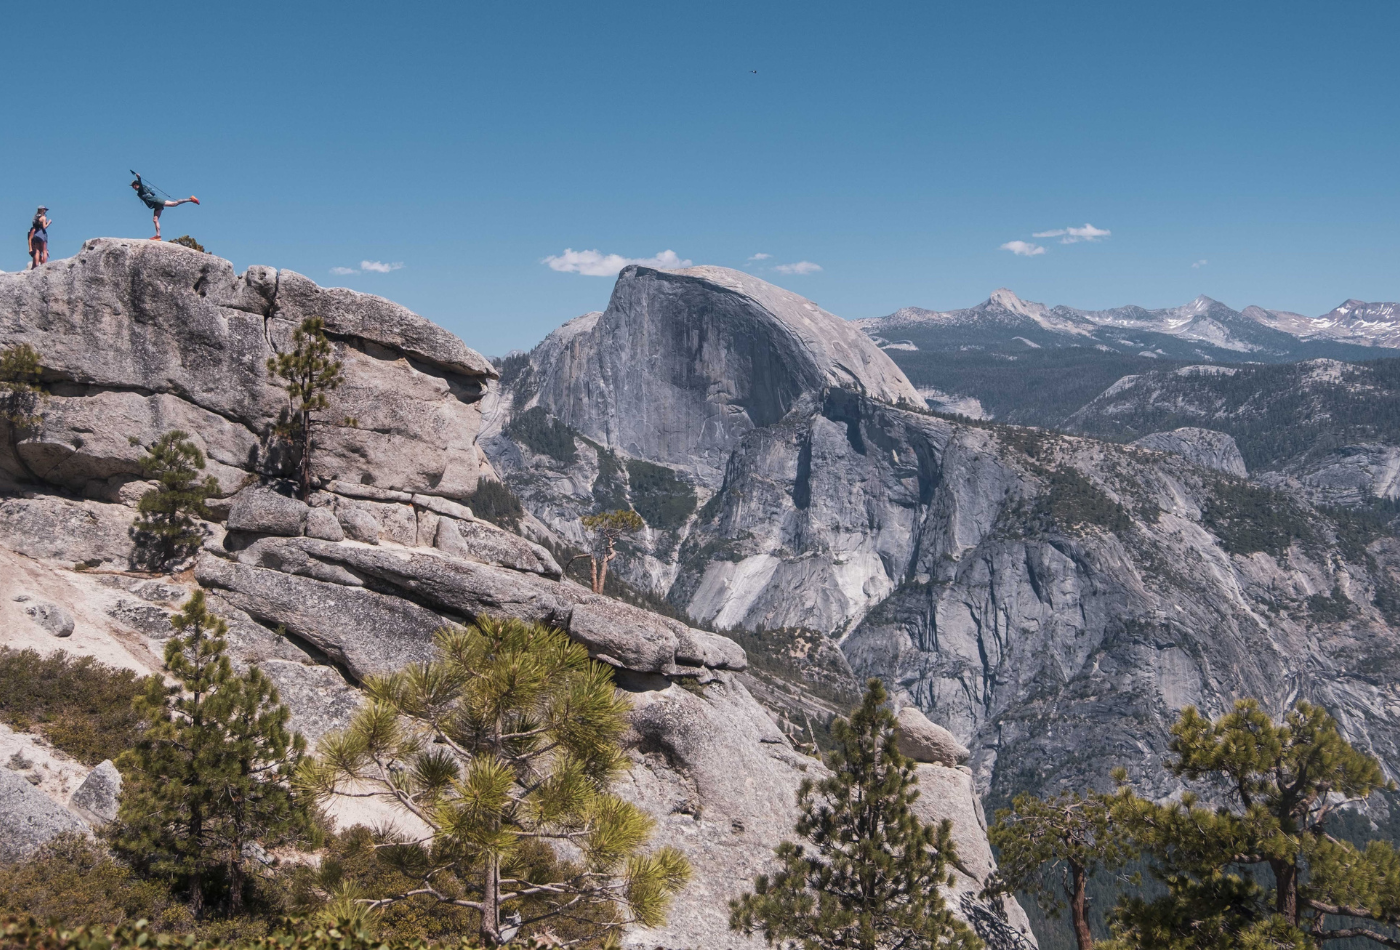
left=730, top=679, right=979, bottom=950
left=131, top=430, right=220, bottom=568
left=114, top=590, right=311, bottom=917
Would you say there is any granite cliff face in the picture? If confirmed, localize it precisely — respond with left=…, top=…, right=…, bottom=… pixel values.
left=487, top=267, right=1400, bottom=812
left=519, top=265, right=923, bottom=488
left=0, top=243, right=1033, bottom=950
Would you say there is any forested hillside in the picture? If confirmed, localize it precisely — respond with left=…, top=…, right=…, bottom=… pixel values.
left=1064, top=358, right=1400, bottom=472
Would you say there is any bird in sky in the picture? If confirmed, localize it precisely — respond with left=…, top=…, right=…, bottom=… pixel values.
left=750, top=69, right=758, bottom=74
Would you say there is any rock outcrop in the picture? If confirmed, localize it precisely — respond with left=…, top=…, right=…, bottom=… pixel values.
left=897, top=705, right=970, bottom=767
left=68, top=760, right=122, bottom=825
left=0, top=767, right=90, bottom=863
left=1131, top=427, right=1247, bottom=477
left=0, top=238, right=496, bottom=501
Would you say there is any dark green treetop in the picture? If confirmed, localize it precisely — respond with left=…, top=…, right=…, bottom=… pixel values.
left=113, top=590, right=311, bottom=918
left=578, top=509, right=645, bottom=594
left=730, top=678, right=979, bottom=950
left=986, top=778, right=1138, bottom=950
left=266, top=317, right=352, bottom=500
left=1106, top=699, right=1399, bottom=950
left=131, top=429, right=220, bottom=568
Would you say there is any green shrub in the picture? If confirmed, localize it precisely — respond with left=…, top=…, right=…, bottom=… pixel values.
left=168, top=236, right=205, bottom=253
left=505, top=407, right=577, bottom=464
left=0, top=834, right=189, bottom=932
left=0, top=648, right=148, bottom=765
left=625, top=458, right=696, bottom=530
left=0, top=342, right=45, bottom=433
left=0, top=915, right=562, bottom=949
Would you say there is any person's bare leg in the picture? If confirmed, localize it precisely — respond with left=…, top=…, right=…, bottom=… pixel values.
left=152, top=207, right=163, bottom=240
left=40, top=246, right=48, bottom=265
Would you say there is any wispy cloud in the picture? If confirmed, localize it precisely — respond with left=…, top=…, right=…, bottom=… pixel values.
left=543, top=248, right=691, bottom=277
left=330, top=260, right=404, bottom=276
left=1032, top=223, right=1111, bottom=244
left=1192, top=259, right=1208, bottom=269
left=774, top=260, right=821, bottom=275
left=1000, top=241, right=1046, bottom=257
left=748, top=252, right=771, bottom=261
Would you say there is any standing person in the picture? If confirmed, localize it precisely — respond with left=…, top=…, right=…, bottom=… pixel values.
left=27, top=207, right=50, bottom=269
left=130, top=174, right=198, bottom=241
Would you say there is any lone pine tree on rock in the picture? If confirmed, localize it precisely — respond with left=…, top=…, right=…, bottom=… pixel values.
left=986, top=779, right=1138, bottom=950
left=1107, top=699, right=1400, bottom=950
left=730, top=678, right=979, bottom=950
left=297, top=617, right=690, bottom=947
left=267, top=316, right=352, bottom=500
left=131, top=429, right=220, bottom=568
left=579, top=509, right=644, bottom=594
left=113, top=590, right=311, bottom=918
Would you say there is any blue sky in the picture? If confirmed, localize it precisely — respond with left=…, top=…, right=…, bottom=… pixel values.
left=4, top=1, right=1397, bottom=356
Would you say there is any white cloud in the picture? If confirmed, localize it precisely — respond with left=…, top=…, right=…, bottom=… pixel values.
left=1032, top=223, right=1111, bottom=244
left=748, top=252, right=772, bottom=261
left=330, top=260, right=405, bottom=276
left=543, top=248, right=691, bottom=277
left=1192, top=259, right=1208, bottom=268
left=774, top=260, right=822, bottom=274
left=1000, top=241, right=1046, bottom=257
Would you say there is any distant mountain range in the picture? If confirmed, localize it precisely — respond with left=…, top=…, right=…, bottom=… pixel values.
left=857, top=290, right=1400, bottom=357
left=854, top=290, right=1400, bottom=425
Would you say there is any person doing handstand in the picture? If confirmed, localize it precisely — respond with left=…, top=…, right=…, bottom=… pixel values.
left=27, top=207, right=50, bottom=269
left=131, top=175, right=198, bottom=241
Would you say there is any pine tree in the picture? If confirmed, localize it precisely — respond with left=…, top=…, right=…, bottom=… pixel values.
left=986, top=780, right=1137, bottom=950
left=1107, top=699, right=1400, bottom=950
left=729, top=679, right=979, bottom=950
left=297, top=616, right=690, bottom=947
left=578, top=509, right=644, bottom=593
left=113, top=590, right=310, bottom=917
left=131, top=430, right=220, bottom=567
left=266, top=317, right=351, bottom=500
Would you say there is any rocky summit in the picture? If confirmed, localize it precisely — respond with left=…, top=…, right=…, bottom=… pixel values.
left=0, top=241, right=1035, bottom=950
